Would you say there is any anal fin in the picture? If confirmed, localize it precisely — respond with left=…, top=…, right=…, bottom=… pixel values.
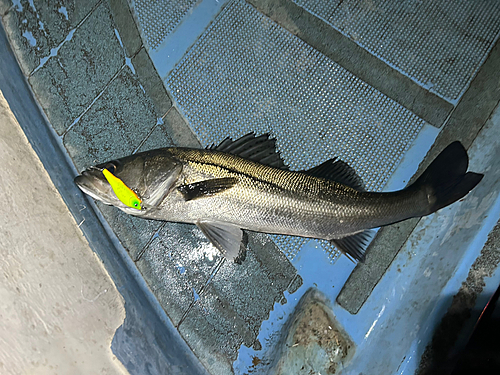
left=330, top=230, right=374, bottom=263
left=197, top=220, right=246, bottom=263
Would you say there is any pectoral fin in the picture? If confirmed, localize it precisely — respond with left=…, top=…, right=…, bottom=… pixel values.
left=330, top=230, right=375, bottom=263
left=177, top=177, right=238, bottom=201
left=197, top=220, right=246, bottom=263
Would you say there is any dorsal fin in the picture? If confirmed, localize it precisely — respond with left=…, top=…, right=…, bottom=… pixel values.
left=209, top=132, right=289, bottom=170
left=303, top=158, right=365, bottom=191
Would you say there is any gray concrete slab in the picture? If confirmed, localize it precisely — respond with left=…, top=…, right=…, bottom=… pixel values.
left=0, top=90, right=128, bottom=375
left=137, top=115, right=175, bottom=150
left=2, top=0, right=100, bottom=75
left=63, top=65, right=161, bottom=260
left=96, top=202, right=164, bottom=261
left=28, top=0, right=124, bottom=135
left=132, top=215, right=301, bottom=374
left=178, top=232, right=300, bottom=375
left=63, top=66, right=157, bottom=171
left=110, top=0, right=142, bottom=57
left=136, top=221, right=224, bottom=327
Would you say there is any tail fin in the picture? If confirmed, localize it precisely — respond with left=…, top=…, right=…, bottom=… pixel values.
left=412, top=142, right=483, bottom=214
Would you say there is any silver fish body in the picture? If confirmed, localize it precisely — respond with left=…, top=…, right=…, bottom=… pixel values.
left=151, top=148, right=422, bottom=237
left=75, top=133, right=483, bottom=262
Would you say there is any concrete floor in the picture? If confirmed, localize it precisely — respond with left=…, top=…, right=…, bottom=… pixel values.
left=0, top=91, right=128, bottom=374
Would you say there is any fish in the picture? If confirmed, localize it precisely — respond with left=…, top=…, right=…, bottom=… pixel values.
left=74, top=133, right=483, bottom=263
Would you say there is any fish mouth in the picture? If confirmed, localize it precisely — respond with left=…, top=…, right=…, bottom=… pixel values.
left=74, top=169, right=116, bottom=206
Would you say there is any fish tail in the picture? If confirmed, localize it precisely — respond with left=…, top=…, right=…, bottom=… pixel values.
left=411, top=142, right=483, bottom=215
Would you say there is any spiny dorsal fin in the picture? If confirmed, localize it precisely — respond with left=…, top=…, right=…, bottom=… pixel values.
left=177, top=177, right=238, bottom=201
left=330, top=230, right=374, bottom=262
left=209, top=132, right=289, bottom=170
left=303, top=158, right=365, bottom=191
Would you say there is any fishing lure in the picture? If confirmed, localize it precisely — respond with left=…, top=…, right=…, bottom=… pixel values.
left=102, top=168, right=142, bottom=210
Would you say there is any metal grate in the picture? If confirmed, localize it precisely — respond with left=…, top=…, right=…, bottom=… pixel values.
left=166, top=0, right=425, bottom=261
left=294, top=0, right=500, bottom=101
left=133, top=0, right=198, bottom=49
left=270, top=234, right=307, bottom=261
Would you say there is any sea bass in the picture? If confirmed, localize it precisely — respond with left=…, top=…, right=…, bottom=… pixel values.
left=74, top=133, right=483, bottom=263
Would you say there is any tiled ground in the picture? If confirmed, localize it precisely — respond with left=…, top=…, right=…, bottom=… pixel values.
left=2, top=0, right=500, bottom=374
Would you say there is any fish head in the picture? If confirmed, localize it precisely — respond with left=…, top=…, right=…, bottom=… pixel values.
left=74, top=150, right=182, bottom=215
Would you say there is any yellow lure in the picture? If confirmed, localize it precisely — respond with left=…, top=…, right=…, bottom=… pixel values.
left=102, top=168, right=142, bottom=210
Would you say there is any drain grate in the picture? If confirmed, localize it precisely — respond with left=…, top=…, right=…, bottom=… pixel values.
left=294, top=0, right=500, bottom=101
left=133, top=0, right=198, bottom=49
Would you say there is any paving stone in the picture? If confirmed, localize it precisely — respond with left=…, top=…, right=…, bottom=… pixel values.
left=96, top=201, right=163, bottom=261
left=132, top=47, right=172, bottom=117
left=136, top=118, right=175, bottom=151
left=2, top=0, right=99, bottom=75
left=137, top=221, right=224, bottom=326
left=29, top=1, right=124, bottom=134
left=109, top=0, right=142, bottom=57
left=178, top=232, right=299, bottom=374
left=63, top=63, right=162, bottom=272
left=178, top=299, right=244, bottom=375
left=63, top=66, right=157, bottom=171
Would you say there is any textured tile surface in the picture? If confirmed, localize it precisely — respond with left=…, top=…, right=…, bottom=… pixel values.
left=29, top=1, right=124, bottom=134
left=294, top=0, right=500, bottom=101
left=63, top=67, right=157, bottom=170
left=178, top=232, right=298, bottom=375
left=2, top=0, right=100, bottom=75
left=134, top=0, right=198, bottom=49
left=137, top=222, right=223, bottom=327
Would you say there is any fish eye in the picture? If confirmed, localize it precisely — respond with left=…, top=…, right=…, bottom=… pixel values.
left=105, top=162, right=117, bottom=173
